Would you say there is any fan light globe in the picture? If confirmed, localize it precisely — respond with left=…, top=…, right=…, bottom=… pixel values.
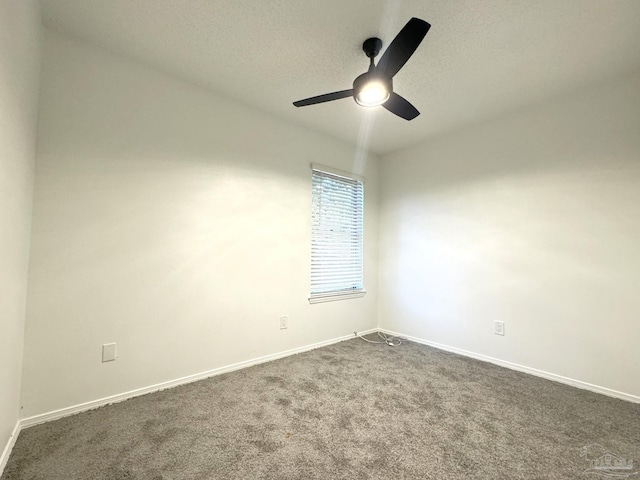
left=355, top=80, right=390, bottom=107
left=353, top=74, right=392, bottom=108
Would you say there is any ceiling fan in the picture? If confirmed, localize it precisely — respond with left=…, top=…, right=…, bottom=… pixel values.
left=293, top=17, right=431, bottom=121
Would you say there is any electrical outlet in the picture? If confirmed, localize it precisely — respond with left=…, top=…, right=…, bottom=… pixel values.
left=102, top=343, right=117, bottom=362
left=280, top=315, right=288, bottom=330
left=494, top=321, right=505, bottom=336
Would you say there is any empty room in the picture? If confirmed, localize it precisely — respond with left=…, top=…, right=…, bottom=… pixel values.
left=1, top=1, right=639, bottom=478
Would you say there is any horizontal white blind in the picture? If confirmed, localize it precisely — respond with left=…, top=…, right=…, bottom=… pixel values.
left=311, top=168, right=364, bottom=297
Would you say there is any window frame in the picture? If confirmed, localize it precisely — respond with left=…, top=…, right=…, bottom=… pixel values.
left=309, top=164, right=366, bottom=304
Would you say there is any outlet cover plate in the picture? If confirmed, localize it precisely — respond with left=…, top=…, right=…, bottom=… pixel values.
left=494, top=321, right=505, bottom=336
left=280, top=315, right=288, bottom=330
left=102, top=343, right=117, bottom=362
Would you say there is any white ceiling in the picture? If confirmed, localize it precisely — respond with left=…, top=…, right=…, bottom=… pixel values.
left=40, top=0, right=640, bottom=156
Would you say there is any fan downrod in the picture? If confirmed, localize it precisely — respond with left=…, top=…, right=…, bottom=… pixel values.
left=362, top=37, right=382, bottom=58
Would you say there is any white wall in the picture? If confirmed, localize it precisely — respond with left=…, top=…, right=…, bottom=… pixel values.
left=0, top=0, right=40, bottom=458
left=379, top=71, right=640, bottom=399
left=21, top=30, right=378, bottom=418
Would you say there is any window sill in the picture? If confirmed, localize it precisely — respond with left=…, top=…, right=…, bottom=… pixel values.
left=308, top=290, right=366, bottom=304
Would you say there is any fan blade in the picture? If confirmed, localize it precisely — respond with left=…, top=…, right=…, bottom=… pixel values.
left=382, top=93, right=420, bottom=120
left=293, top=89, right=353, bottom=107
left=376, top=18, right=430, bottom=79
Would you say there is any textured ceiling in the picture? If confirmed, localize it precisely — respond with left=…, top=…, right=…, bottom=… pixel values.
left=40, top=0, right=640, bottom=155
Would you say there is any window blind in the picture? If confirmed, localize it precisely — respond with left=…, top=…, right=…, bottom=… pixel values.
left=311, top=168, right=364, bottom=300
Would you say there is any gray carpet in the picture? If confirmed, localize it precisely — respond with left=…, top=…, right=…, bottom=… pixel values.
left=3, top=336, right=639, bottom=479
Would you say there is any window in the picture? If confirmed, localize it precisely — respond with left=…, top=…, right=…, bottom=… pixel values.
left=310, top=165, right=365, bottom=303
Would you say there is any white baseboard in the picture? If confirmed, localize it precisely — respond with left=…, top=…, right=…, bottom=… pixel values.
left=21, top=329, right=377, bottom=429
left=380, top=328, right=640, bottom=404
left=0, top=420, right=21, bottom=477
left=16, top=325, right=637, bottom=442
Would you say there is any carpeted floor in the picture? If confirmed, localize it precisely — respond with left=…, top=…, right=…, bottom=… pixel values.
left=3, top=336, right=639, bottom=479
